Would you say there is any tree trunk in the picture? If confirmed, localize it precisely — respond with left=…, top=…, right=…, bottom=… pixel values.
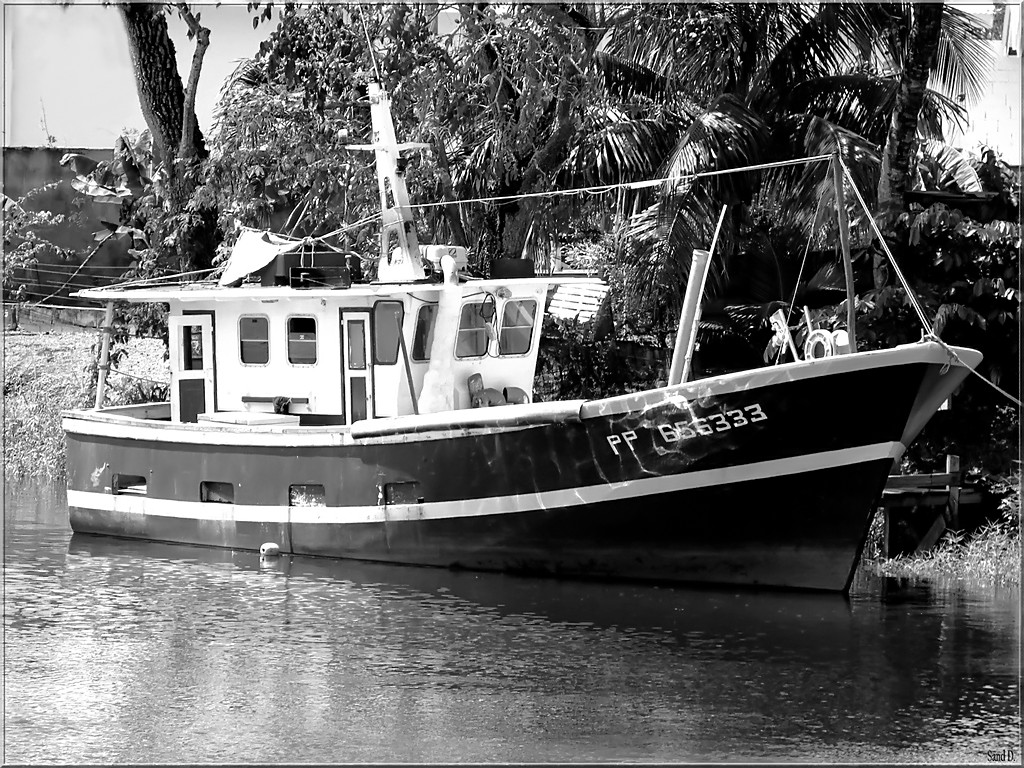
left=118, top=3, right=208, bottom=165
left=118, top=3, right=216, bottom=273
left=877, top=3, right=944, bottom=212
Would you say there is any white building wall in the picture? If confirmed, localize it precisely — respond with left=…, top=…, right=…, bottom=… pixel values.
left=949, top=36, right=1022, bottom=166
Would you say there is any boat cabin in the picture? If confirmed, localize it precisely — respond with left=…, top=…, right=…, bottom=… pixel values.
left=118, top=245, right=563, bottom=426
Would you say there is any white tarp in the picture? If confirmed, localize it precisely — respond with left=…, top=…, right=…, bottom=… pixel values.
left=218, top=228, right=305, bottom=286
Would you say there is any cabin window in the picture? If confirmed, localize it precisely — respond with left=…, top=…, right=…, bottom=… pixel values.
left=347, top=320, right=367, bottom=370
left=239, top=316, right=270, bottom=364
left=412, top=304, right=437, bottom=361
left=498, top=300, right=537, bottom=356
left=289, top=484, right=326, bottom=507
left=350, top=377, right=368, bottom=422
left=373, top=301, right=404, bottom=365
left=112, top=474, right=147, bottom=496
left=182, top=325, right=204, bottom=370
left=287, top=316, right=318, bottom=365
left=200, top=481, right=234, bottom=504
left=456, top=302, right=489, bottom=358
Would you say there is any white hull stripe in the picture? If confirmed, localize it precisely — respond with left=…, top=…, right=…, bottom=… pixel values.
left=68, top=441, right=902, bottom=525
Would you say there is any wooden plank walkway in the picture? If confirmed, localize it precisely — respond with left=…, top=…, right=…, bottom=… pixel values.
left=879, top=455, right=983, bottom=557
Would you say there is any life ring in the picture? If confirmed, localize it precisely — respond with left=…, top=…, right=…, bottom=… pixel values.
left=804, top=328, right=836, bottom=360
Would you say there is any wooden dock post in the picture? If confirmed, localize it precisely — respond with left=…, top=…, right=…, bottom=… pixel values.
left=945, top=454, right=961, bottom=529
left=880, top=455, right=975, bottom=557
left=94, top=301, right=114, bottom=410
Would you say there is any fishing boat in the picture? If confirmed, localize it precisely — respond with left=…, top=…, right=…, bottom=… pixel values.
left=62, top=83, right=981, bottom=593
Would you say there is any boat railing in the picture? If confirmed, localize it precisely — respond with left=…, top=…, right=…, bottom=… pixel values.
left=79, top=402, right=173, bottom=421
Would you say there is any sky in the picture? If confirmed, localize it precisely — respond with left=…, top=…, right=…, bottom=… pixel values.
left=3, top=2, right=273, bottom=148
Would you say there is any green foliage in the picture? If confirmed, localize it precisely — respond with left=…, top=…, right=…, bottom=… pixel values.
left=536, top=316, right=663, bottom=402
left=207, top=5, right=458, bottom=258
left=858, top=162, right=1021, bottom=475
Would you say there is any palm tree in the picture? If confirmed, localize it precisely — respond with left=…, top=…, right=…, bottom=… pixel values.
left=586, top=1, right=991, bottom=324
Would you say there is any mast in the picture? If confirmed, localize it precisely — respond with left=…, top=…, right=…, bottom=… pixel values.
left=833, top=154, right=857, bottom=352
left=349, top=83, right=430, bottom=281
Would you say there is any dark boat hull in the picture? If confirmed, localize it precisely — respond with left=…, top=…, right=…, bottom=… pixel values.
left=62, top=342, right=980, bottom=593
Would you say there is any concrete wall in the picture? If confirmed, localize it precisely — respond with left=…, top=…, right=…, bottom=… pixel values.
left=3, top=146, right=135, bottom=305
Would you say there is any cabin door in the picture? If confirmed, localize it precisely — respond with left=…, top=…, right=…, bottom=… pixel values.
left=169, top=314, right=215, bottom=423
left=340, top=310, right=373, bottom=423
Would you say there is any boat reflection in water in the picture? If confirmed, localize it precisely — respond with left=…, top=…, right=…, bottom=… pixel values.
left=52, top=532, right=1021, bottom=764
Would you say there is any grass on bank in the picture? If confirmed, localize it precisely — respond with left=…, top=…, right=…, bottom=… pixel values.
left=3, top=331, right=168, bottom=480
left=864, top=472, right=1021, bottom=586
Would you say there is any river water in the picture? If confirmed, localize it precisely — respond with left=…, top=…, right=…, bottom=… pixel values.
left=3, top=479, right=1020, bottom=764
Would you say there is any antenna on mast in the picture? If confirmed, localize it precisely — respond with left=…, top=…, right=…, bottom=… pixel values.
left=348, top=83, right=431, bottom=281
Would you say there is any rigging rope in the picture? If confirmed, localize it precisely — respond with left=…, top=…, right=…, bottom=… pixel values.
left=837, top=157, right=1021, bottom=408
left=837, top=157, right=933, bottom=332
left=405, top=154, right=837, bottom=212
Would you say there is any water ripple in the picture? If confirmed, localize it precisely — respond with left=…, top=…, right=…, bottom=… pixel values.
left=3, top=479, right=1020, bottom=764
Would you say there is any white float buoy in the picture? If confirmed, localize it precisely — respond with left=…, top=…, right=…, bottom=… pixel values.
left=260, top=542, right=281, bottom=557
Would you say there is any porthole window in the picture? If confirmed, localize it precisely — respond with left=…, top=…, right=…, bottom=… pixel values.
left=239, top=316, right=269, bottom=364
left=498, top=300, right=537, bottom=356
left=289, top=484, right=325, bottom=507
left=112, top=474, right=147, bottom=496
left=200, top=481, right=234, bottom=504
left=412, top=304, right=437, bottom=361
left=456, top=303, right=489, bottom=358
left=287, top=316, right=318, bottom=365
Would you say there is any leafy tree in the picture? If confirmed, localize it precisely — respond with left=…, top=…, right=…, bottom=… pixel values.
left=209, top=3, right=686, bottom=275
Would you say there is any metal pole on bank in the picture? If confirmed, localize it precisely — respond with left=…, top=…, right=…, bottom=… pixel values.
left=668, top=205, right=728, bottom=385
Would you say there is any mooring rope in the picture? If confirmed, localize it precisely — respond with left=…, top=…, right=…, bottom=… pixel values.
left=926, top=334, right=1023, bottom=408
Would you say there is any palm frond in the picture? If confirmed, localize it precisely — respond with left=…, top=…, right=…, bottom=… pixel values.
left=664, top=95, right=768, bottom=203
left=915, top=140, right=983, bottom=193
left=932, top=5, right=993, bottom=107
left=563, top=113, right=681, bottom=187
left=756, top=2, right=881, bottom=105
